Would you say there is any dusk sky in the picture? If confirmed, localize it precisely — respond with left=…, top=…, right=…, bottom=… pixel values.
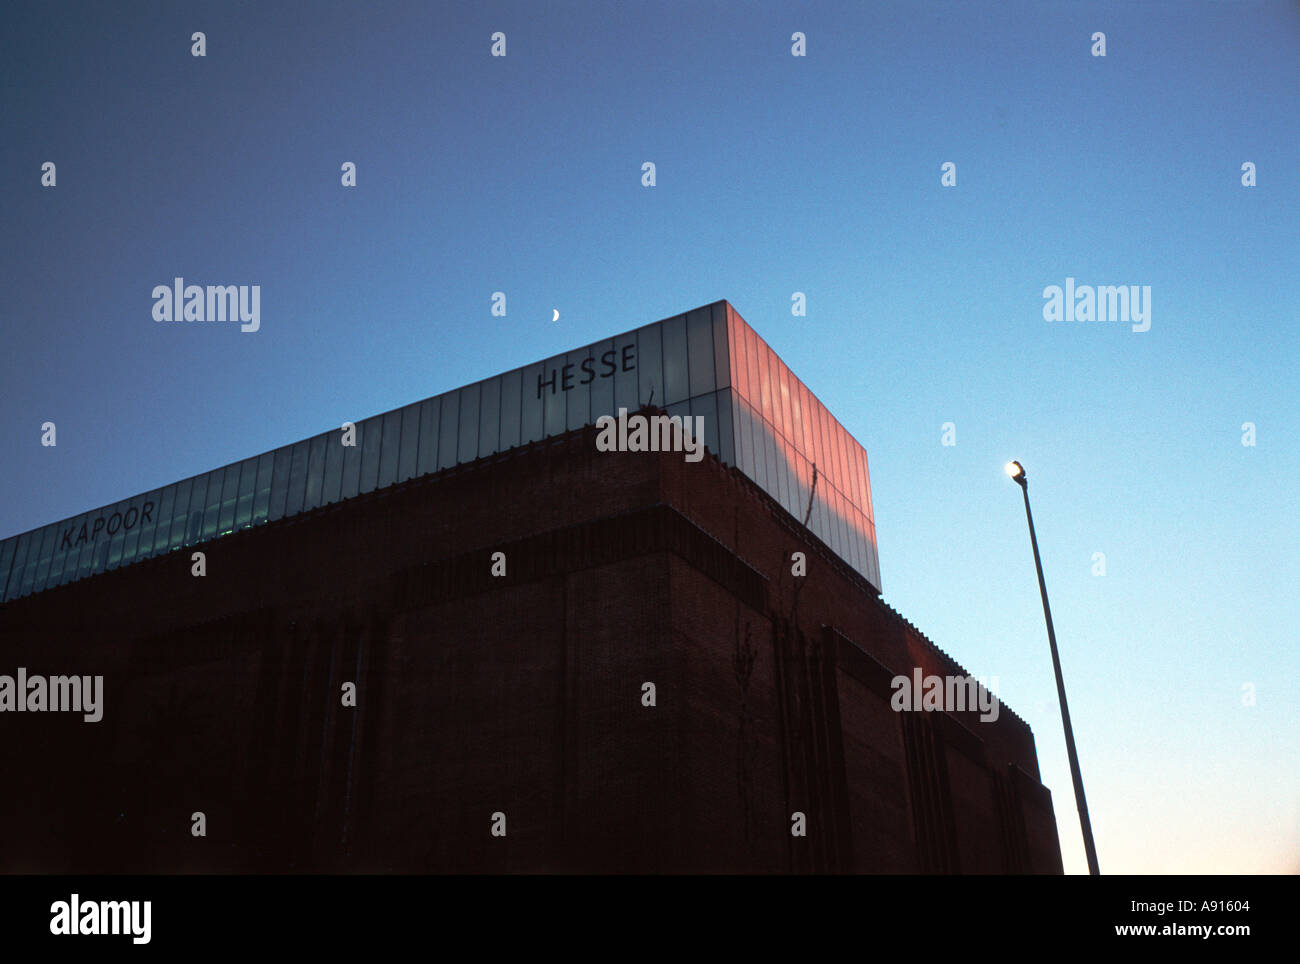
left=2, top=0, right=1297, bottom=874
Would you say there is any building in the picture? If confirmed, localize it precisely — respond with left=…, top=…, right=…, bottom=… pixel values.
left=0, top=300, right=1063, bottom=873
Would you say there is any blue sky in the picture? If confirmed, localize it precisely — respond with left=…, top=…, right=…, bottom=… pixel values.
left=2, top=0, right=1297, bottom=873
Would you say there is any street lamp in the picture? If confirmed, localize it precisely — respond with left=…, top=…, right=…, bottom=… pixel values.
left=1005, top=460, right=1101, bottom=875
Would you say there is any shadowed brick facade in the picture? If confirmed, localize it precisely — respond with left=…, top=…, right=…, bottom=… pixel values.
left=0, top=422, right=1063, bottom=873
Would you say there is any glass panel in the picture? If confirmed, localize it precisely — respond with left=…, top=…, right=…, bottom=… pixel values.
left=837, top=491, right=850, bottom=559
left=813, top=404, right=829, bottom=490
left=120, top=498, right=144, bottom=565
left=863, top=448, right=875, bottom=520
left=46, top=522, right=72, bottom=586
left=359, top=415, right=383, bottom=493
left=847, top=444, right=868, bottom=514
left=417, top=396, right=441, bottom=475
left=64, top=517, right=87, bottom=580
left=778, top=361, right=794, bottom=446
left=40, top=545, right=61, bottom=593
left=542, top=356, right=566, bottom=438
left=565, top=351, right=590, bottom=432
left=816, top=468, right=829, bottom=550
left=861, top=446, right=874, bottom=516
left=783, top=444, right=799, bottom=519
left=741, top=398, right=759, bottom=481
left=235, top=458, right=257, bottom=528
left=26, top=526, right=53, bottom=591
left=31, top=524, right=56, bottom=586
left=109, top=505, right=132, bottom=569
left=629, top=328, right=660, bottom=410
left=498, top=371, right=521, bottom=452
left=838, top=431, right=854, bottom=507
left=786, top=377, right=802, bottom=457
left=759, top=342, right=776, bottom=424
left=613, top=332, right=637, bottom=413
left=269, top=447, right=292, bottom=522
left=379, top=409, right=402, bottom=488
left=821, top=415, right=836, bottom=500
left=796, top=381, right=812, bottom=464
left=589, top=339, right=616, bottom=419
left=285, top=441, right=310, bottom=516
left=743, top=323, right=760, bottom=411
left=27, top=529, right=47, bottom=587
left=253, top=452, right=274, bottom=524
left=322, top=429, right=344, bottom=505
left=5, top=532, right=32, bottom=600
left=848, top=440, right=865, bottom=511
left=304, top=433, right=327, bottom=509
left=831, top=419, right=846, bottom=505
left=187, top=473, right=210, bottom=543
left=45, top=545, right=64, bottom=592
left=691, top=391, right=718, bottom=461
left=818, top=491, right=833, bottom=553
left=9, top=541, right=28, bottom=595
left=106, top=503, right=129, bottom=570
left=686, top=306, right=715, bottom=398
left=839, top=492, right=852, bottom=559
left=13, top=531, right=37, bottom=598
left=764, top=418, right=780, bottom=507
left=520, top=363, right=544, bottom=444
left=8, top=534, right=28, bottom=598
left=834, top=421, right=850, bottom=514
left=399, top=402, right=421, bottom=482
left=661, top=314, right=688, bottom=405
left=169, top=478, right=191, bottom=549
left=715, top=389, right=735, bottom=466
left=340, top=422, right=362, bottom=499
left=457, top=383, right=479, bottom=463
left=132, top=506, right=151, bottom=563
left=728, top=308, right=748, bottom=402
left=751, top=405, right=769, bottom=490
left=82, top=537, right=103, bottom=577
left=141, top=486, right=168, bottom=556
left=712, top=302, right=731, bottom=390
left=148, top=485, right=174, bottom=556
left=437, top=391, right=460, bottom=469
left=201, top=467, right=224, bottom=539
left=479, top=377, right=501, bottom=458
left=787, top=452, right=805, bottom=524
left=0, top=538, right=16, bottom=600
left=219, top=462, right=241, bottom=533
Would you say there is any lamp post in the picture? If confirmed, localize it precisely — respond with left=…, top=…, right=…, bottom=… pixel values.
left=1005, top=460, right=1101, bottom=875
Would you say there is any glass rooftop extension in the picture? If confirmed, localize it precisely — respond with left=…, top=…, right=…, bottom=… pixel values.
left=0, top=301, right=880, bottom=603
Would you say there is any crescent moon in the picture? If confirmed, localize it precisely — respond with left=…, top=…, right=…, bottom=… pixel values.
left=552, top=309, right=559, bottom=322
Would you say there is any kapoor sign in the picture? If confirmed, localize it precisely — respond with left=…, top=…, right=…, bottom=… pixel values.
left=59, top=501, right=157, bottom=550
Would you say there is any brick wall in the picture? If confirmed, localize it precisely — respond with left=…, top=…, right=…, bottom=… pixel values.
left=0, top=422, right=1063, bottom=873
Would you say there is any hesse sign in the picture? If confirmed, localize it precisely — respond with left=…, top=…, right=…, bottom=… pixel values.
left=59, top=500, right=157, bottom=550
left=536, top=344, right=636, bottom=398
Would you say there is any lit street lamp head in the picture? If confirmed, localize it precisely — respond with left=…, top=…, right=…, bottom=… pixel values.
left=1005, top=460, right=1027, bottom=487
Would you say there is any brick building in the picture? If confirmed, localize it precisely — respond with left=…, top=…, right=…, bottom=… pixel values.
left=0, top=301, right=1063, bottom=873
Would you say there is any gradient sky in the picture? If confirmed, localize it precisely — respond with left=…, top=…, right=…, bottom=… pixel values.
left=2, top=0, right=1297, bottom=874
